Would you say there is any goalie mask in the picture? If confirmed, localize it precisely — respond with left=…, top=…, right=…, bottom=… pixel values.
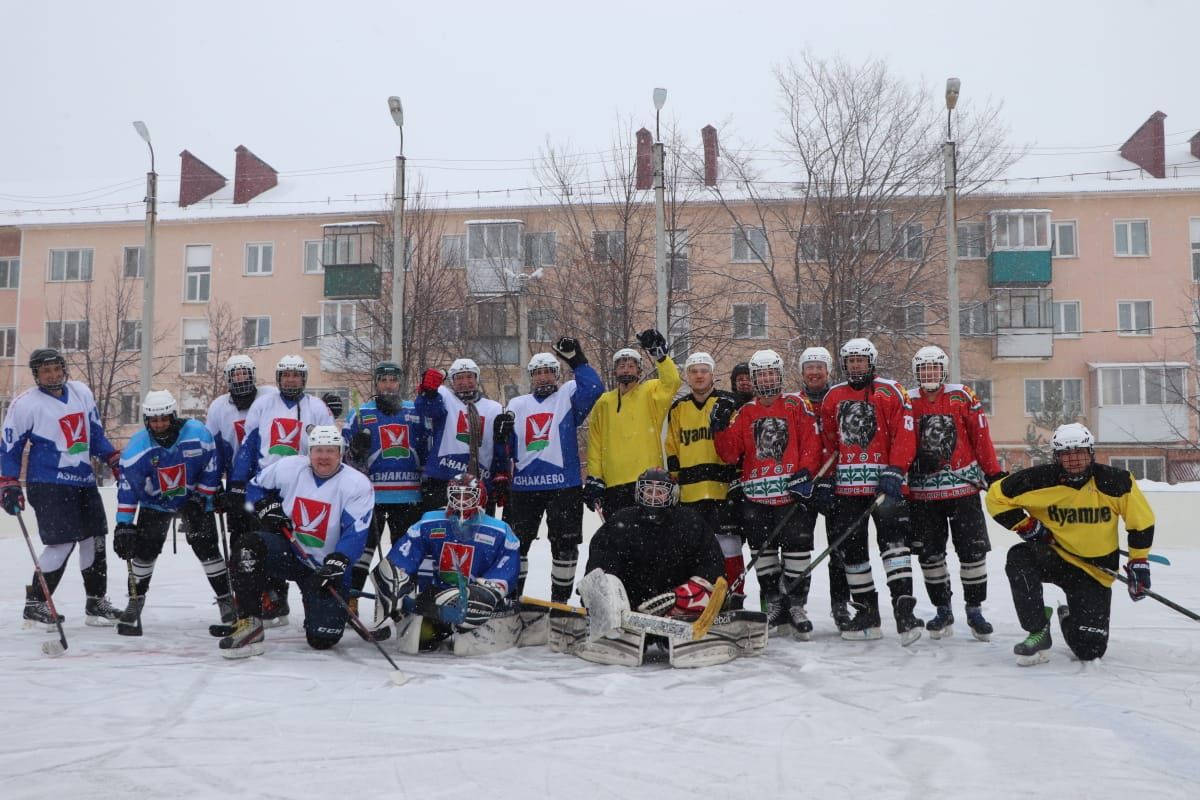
left=447, top=473, right=487, bottom=521
left=635, top=467, right=679, bottom=524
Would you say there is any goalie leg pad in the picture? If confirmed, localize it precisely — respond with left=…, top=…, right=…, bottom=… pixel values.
left=394, top=613, right=424, bottom=656
left=668, top=637, right=737, bottom=668
left=574, top=626, right=646, bottom=667
left=578, top=568, right=631, bottom=642
left=515, top=607, right=549, bottom=647
left=452, top=610, right=523, bottom=656
left=548, top=610, right=588, bottom=654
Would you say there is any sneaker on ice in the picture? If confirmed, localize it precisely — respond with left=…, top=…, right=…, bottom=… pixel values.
left=1014, top=607, right=1053, bottom=666
left=926, top=605, right=954, bottom=640
left=85, top=596, right=123, bottom=627
left=219, top=617, right=265, bottom=659
left=965, top=605, right=993, bottom=641
left=893, top=595, right=924, bottom=647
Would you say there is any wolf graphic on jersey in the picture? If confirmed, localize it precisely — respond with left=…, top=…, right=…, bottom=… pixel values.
left=156, top=463, right=187, bottom=498
left=291, top=496, right=331, bottom=548
left=837, top=401, right=877, bottom=448
left=59, top=412, right=89, bottom=455
left=916, top=414, right=957, bottom=473
left=438, top=540, right=475, bottom=584
left=379, top=424, right=411, bottom=459
left=751, top=416, right=789, bottom=461
left=525, top=412, right=554, bottom=452
left=268, top=417, right=303, bottom=456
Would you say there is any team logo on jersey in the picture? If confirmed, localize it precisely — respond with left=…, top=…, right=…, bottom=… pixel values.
left=438, top=541, right=475, bottom=584
left=59, top=412, right=89, bottom=455
left=454, top=410, right=478, bottom=445
left=751, top=416, right=789, bottom=461
left=268, top=417, right=302, bottom=456
left=290, top=497, right=332, bottom=548
left=837, top=401, right=877, bottom=448
left=917, top=414, right=957, bottom=470
left=155, top=463, right=187, bottom=498
left=379, top=424, right=410, bottom=459
left=525, top=412, right=554, bottom=451
left=233, top=419, right=247, bottom=447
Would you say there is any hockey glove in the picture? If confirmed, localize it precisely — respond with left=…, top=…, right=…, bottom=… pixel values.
left=106, top=452, right=123, bottom=482
left=493, top=411, right=515, bottom=443
left=787, top=469, right=815, bottom=500
left=112, top=522, right=140, bottom=560
left=875, top=466, right=905, bottom=505
left=1124, top=558, right=1151, bottom=601
left=254, top=497, right=290, bottom=532
left=0, top=477, right=25, bottom=516
left=811, top=477, right=837, bottom=516
left=182, top=491, right=209, bottom=517
left=673, top=577, right=715, bottom=616
left=417, top=368, right=445, bottom=399
left=986, top=471, right=1009, bottom=488
left=312, top=552, right=351, bottom=591
left=371, top=563, right=415, bottom=622
left=1014, top=517, right=1054, bottom=547
left=225, top=482, right=248, bottom=515
left=461, top=580, right=506, bottom=630
left=552, top=336, right=588, bottom=369
left=726, top=477, right=744, bottom=505
left=709, top=396, right=736, bottom=433
left=635, top=328, right=669, bottom=361
left=321, top=392, right=344, bottom=420
left=582, top=476, right=606, bottom=513
left=348, top=428, right=372, bottom=465
left=416, top=584, right=469, bottom=625
left=492, top=472, right=511, bottom=508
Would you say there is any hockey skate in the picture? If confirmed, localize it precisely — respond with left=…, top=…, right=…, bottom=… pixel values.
left=219, top=617, right=265, bottom=659
left=216, top=594, right=236, bottom=624
left=787, top=604, right=813, bottom=641
left=85, top=596, right=123, bottom=627
left=966, top=605, right=993, bottom=642
left=23, top=588, right=64, bottom=631
left=260, top=590, right=289, bottom=628
left=830, top=602, right=852, bottom=632
left=926, top=605, right=954, bottom=640
left=893, top=595, right=924, bottom=647
left=840, top=601, right=882, bottom=641
left=1014, top=607, right=1053, bottom=666
left=761, top=592, right=786, bottom=633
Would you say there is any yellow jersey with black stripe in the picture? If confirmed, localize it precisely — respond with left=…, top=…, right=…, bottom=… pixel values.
left=986, top=463, right=1155, bottom=572
left=666, top=390, right=736, bottom=503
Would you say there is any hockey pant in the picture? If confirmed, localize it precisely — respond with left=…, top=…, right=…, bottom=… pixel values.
left=351, top=502, right=422, bottom=593
left=503, top=487, right=583, bottom=602
left=126, top=506, right=230, bottom=600
left=909, top=493, right=991, bottom=607
left=25, top=482, right=109, bottom=599
left=795, top=504, right=850, bottom=608
left=231, top=530, right=348, bottom=650
left=548, top=609, right=768, bottom=668
left=1006, top=542, right=1115, bottom=661
left=833, top=495, right=914, bottom=614
left=741, top=501, right=811, bottom=607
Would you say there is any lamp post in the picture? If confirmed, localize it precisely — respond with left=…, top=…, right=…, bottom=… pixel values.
left=514, top=268, right=544, bottom=394
left=652, top=87, right=668, bottom=336
left=943, top=78, right=961, bottom=384
left=133, top=121, right=156, bottom=397
left=388, top=96, right=406, bottom=370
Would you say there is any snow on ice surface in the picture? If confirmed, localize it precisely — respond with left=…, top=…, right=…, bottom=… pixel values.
left=1, top=511, right=1198, bottom=799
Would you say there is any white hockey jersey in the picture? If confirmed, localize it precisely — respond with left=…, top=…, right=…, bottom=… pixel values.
left=230, top=392, right=334, bottom=483
left=205, top=386, right=279, bottom=479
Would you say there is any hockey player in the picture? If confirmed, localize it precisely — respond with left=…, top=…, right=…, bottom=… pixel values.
left=907, top=346, right=1006, bottom=641
left=370, top=473, right=521, bottom=654
left=665, top=352, right=742, bottom=597
left=584, top=329, right=680, bottom=516
left=818, top=338, right=921, bottom=644
left=986, top=423, right=1156, bottom=666
left=342, top=361, right=427, bottom=608
left=414, top=358, right=504, bottom=511
left=113, top=390, right=231, bottom=627
left=498, top=338, right=603, bottom=602
left=549, top=468, right=767, bottom=668
left=1, top=348, right=122, bottom=627
left=229, top=354, right=335, bottom=626
left=712, top=349, right=823, bottom=637
left=220, top=425, right=374, bottom=658
left=730, top=362, right=753, bottom=406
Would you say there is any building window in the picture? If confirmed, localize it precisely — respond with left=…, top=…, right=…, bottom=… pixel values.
left=1052, top=221, right=1078, bottom=258
left=48, top=248, right=94, bottom=282
left=797, top=225, right=826, bottom=262
left=46, top=320, right=89, bottom=352
left=118, top=394, right=140, bottom=426
left=669, top=230, right=690, bottom=292
left=957, top=222, right=985, bottom=259
left=0, top=258, right=17, bottom=289
left=524, top=232, right=556, bottom=267
left=0, top=326, right=15, bottom=358
left=123, top=247, right=144, bottom=279
left=185, top=245, right=212, bottom=302
left=900, top=223, right=924, bottom=260
left=181, top=319, right=209, bottom=374
left=995, top=289, right=1051, bottom=328
left=303, top=240, right=323, bottom=274
left=529, top=309, right=556, bottom=342
left=1191, top=218, right=1200, bottom=281
left=322, top=302, right=356, bottom=340
left=1110, top=457, right=1164, bottom=482
left=960, top=302, right=993, bottom=336
left=888, top=303, right=927, bottom=335
left=669, top=302, right=691, bottom=361
left=592, top=230, right=626, bottom=264
left=245, top=242, right=273, bottom=276
left=1114, top=220, right=1150, bottom=257
left=438, top=309, right=466, bottom=341
left=991, top=211, right=1050, bottom=250
left=1052, top=301, right=1081, bottom=338
left=798, top=302, right=823, bottom=331
left=732, top=227, right=768, bottom=263
left=119, top=320, right=142, bottom=352
left=968, top=379, right=993, bottom=415
left=476, top=301, right=507, bottom=337
left=323, top=234, right=361, bottom=266
left=441, top=235, right=465, bottom=268
left=301, top=315, right=320, bottom=348
left=1024, top=378, right=1082, bottom=417
left=1099, top=366, right=1185, bottom=406
left=1117, top=300, right=1152, bottom=336
left=732, top=303, right=767, bottom=339
left=242, top=316, right=271, bottom=348
left=468, top=222, right=521, bottom=261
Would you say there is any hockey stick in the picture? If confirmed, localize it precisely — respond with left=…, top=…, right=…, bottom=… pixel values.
left=116, top=558, right=143, bottom=637
left=208, top=511, right=241, bottom=638
left=466, top=401, right=482, bottom=479
left=1050, top=543, right=1198, bottom=622
left=800, top=493, right=888, bottom=582
left=16, top=513, right=68, bottom=657
left=277, top=526, right=409, bottom=684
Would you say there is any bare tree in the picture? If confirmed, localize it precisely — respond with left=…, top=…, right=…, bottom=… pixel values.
left=177, top=300, right=243, bottom=416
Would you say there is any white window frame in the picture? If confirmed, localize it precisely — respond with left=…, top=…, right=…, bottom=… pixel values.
left=990, top=211, right=1050, bottom=251
left=1110, top=456, right=1165, bottom=482
left=1098, top=365, right=1186, bottom=407
left=321, top=301, right=356, bottom=339
left=180, top=319, right=210, bottom=375
left=0, top=257, right=18, bottom=289
left=956, top=222, right=986, bottom=259
left=969, top=379, right=993, bottom=415
left=1190, top=218, right=1200, bottom=282
left=1023, top=378, right=1083, bottom=417
left=468, top=222, right=521, bottom=261
left=242, top=316, right=271, bottom=349
left=301, top=315, right=321, bottom=349
left=900, top=222, right=924, bottom=260
left=524, top=231, right=556, bottom=267
left=48, top=248, right=94, bottom=282
left=1051, top=220, right=1078, bottom=258
left=1116, top=300, right=1152, bottom=336
left=731, top=303, right=768, bottom=339
left=441, top=234, right=465, bottom=269
left=119, top=320, right=142, bottom=352
left=184, top=244, right=212, bottom=303
left=731, top=227, right=768, bottom=263
left=46, top=320, right=89, bottom=352
left=960, top=301, right=993, bottom=336
left=890, top=303, right=927, bottom=334
left=0, top=326, right=15, bottom=359
left=1114, top=219, right=1150, bottom=257
left=529, top=309, right=556, bottom=342
left=1052, top=300, right=1081, bottom=338
left=244, top=242, right=274, bottom=276
left=123, top=246, right=145, bottom=279
left=303, top=240, right=324, bottom=274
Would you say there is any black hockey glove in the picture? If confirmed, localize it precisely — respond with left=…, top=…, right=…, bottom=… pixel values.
left=113, top=522, right=140, bottom=561
left=582, top=476, right=606, bottom=513
left=552, top=337, right=588, bottom=369
left=1015, top=517, right=1054, bottom=547
left=0, top=477, right=25, bottom=516
left=635, top=328, right=669, bottom=361
left=787, top=469, right=814, bottom=500
left=709, top=396, right=736, bottom=433
left=225, top=482, right=248, bottom=514
left=313, top=552, right=351, bottom=591
left=255, top=497, right=290, bottom=532
left=726, top=477, right=744, bottom=505
left=985, top=471, right=1009, bottom=488
left=494, top=411, right=515, bottom=443
left=348, top=428, right=372, bottom=465
left=321, top=392, right=344, bottom=420
left=811, top=477, right=836, bottom=516
left=461, top=581, right=506, bottom=631
left=1124, top=558, right=1151, bottom=601
left=875, top=466, right=905, bottom=506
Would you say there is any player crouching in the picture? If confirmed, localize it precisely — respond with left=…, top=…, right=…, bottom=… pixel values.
left=549, top=468, right=767, bottom=668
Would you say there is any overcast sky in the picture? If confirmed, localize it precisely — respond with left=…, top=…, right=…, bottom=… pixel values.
left=2, top=0, right=1197, bottom=210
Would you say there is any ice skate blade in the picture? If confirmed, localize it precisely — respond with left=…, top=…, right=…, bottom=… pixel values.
left=899, top=628, right=922, bottom=647
left=841, top=627, right=883, bottom=641
left=262, top=615, right=288, bottom=629
left=86, top=615, right=118, bottom=627
left=928, top=626, right=953, bottom=640
left=23, top=619, right=57, bottom=633
left=220, top=642, right=265, bottom=659
left=1017, top=651, right=1050, bottom=667
left=970, top=629, right=992, bottom=642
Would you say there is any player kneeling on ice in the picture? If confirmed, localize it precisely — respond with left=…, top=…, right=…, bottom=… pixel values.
left=370, top=473, right=538, bottom=655
left=549, top=468, right=767, bottom=668
left=220, top=425, right=374, bottom=659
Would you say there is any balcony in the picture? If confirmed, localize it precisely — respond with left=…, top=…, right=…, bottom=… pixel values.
left=991, top=287, right=1053, bottom=359
left=322, top=222, right=382, bottom=299
left=1088, top=363, right=1190, bottom=444
left=988, top=250, right=1052, bottom=286
left=323, top=262, right=381, bottom=299
left=993, top=326, right=1053, bottom=358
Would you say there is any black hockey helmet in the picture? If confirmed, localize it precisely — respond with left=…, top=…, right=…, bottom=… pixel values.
left=373, top=360, right=403, bottom=413
left=29, top=348, right=67, bottom=391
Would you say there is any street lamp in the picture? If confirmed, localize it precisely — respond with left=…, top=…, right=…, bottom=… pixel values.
left=652, top=87, right=668, bottom=336
left=133, top=121, right=156, bottom=397
left=944, top=78, right=962, bottom=383
left=387, top=95, right=406, bottom=370
left=511, top=267, right=545, bottom=393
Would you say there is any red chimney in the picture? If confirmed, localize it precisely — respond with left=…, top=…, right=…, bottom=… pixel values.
left=1190, top=131, right=1200, bottom=161
left=701, top=125, right=719, bottom=187
left=1119, top=111, right=1167, bottom=179
left=233, top=145, right=278, bottom=204
left=178, top=150, right=227, bottom=208
left=635, top=128, right=653, bottom=190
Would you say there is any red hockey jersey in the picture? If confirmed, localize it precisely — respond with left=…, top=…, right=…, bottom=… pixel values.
left=714, top=394, right=822, bottom=506
left=819, top=378, right=917, bottom=497
left=907, top=383, right=1002, bottom=501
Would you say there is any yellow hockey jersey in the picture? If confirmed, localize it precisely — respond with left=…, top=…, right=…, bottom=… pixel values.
left=666, top=390, right=737, bottom=503
left=586, top=357, right=681, bottom=489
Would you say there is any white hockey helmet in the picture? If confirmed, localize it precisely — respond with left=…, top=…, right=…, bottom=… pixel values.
left=307, top=424, right=345, bottom=450
left=1051, top=423, right=1094, bottom=452
left=224, top=354, right=257, bottom=396
left=449, top=358, right=480, bottom=379
left=839, top=337, right=877, bottom=388
left=684, top=352, right=716, bottom=371
left=276, top=354, right=308, bottom=399
left=142, top=389, right=178, bottom=419
left=612, top=347, right=643, bottom=368
left=912, top=345, right=949, bottom=391
left=527, top=352, right=561, bottom=377
left=749, top=349, right=784, bottom=398
left=799, top=346, right=833, bottom=371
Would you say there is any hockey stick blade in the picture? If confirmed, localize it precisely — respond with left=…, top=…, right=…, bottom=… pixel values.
left=42, top=639, right=66, bottom=658
left=209, top=623, right=237, bottom=638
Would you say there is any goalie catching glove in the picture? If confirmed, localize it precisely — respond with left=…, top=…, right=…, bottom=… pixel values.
left=636, top=576, right=715, bottom=617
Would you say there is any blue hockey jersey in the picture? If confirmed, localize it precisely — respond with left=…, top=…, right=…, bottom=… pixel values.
left=501, top=363, right=602, bottom=491
left=115, top=419, right=219, bottom=523
left=0, top=381, right=116, bottom=487
left=385, top=510, right=520, bottom=597
left=342, top=399, right=427, bottom=505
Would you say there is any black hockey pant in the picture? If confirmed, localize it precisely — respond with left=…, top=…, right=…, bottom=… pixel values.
left=909, top=493, right=991, bottom=608
left=1006, top=542, right=1114, bottom=661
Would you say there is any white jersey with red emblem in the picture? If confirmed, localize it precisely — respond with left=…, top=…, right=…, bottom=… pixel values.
left=246, top=455, right=374, bottom=564
left=0, top=380, right=117, bottom=487
left=229, top=391, right=335, bottom=484
left=907, top=383, right=1002, bottom=501
left=416, top=386, right=503, bottom=482
left=205, top=386, right=279, bottom=480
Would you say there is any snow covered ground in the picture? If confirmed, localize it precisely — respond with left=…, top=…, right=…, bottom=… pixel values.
left=1, top=492, right=1198, bottom=799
